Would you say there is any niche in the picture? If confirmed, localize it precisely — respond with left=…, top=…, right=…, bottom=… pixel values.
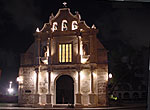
left=83, top=43, right=89, bottom=55
left=41, top=46, right=47, bottom=57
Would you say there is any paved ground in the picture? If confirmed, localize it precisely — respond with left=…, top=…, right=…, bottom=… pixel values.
left=0, top=107, right=146, bottom=110
left=0, top=103, right=147, bottom=110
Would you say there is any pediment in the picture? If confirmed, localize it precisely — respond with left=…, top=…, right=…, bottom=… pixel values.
left=50, top=8, right=78, bottom=23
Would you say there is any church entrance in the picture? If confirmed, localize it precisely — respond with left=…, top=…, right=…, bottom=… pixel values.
left=56, top=75, right=74, bottom=104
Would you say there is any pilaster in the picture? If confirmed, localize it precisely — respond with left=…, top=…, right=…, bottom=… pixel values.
left=46, top=68, right=52, bottom=105
left=75, top=93, right=82, bottom=106
left=88, top=93, right=96, bottom=106
left=33, top=94, right=40, bottom=104
left=75, top=66, right=82, bottom=106
left=46, top=94, right=52, bottom=107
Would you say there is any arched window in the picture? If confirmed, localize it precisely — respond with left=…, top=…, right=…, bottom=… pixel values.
left=62, top=20, right=68, bottom=31
left=52, top=22, right=58, bottom=32
left=141, top=92, right=147, bottom=99
left=72, top=21, right=78, bottom=30
left=133, top=92, right=139, bottom=100
left=124, top=92, right=130, bottom=99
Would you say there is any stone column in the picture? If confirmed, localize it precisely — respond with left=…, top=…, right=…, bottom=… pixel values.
left=35, top=68, right=39, bottom=94
left=78, top=70, right=81, bottom=93
left=90, top=70, right=94, bottom=93
left=89, top=67, right=96, bottom=106
left=77, top=36, right=81, bottom=63
left=48, top=70, right=51, bottom=94
left=48, top=37, right=51, bottom=65
left=46, top=69, right=52, bottom=106
left=36, top=37, right=41, bottom=65
left=76, top=69, right=82, bottom=106
left=34, top=67, right=39, bottom=104
left=18, top=83, right=23, bottom=104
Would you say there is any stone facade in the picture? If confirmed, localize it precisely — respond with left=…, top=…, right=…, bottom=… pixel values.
left=18, top=6, right=108, bottom=107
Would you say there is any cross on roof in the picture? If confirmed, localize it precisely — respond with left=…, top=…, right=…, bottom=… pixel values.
left=63, top=2, right=67, bottom=7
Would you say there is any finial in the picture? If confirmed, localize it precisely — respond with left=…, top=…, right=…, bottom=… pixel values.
left=92, top=24, right=96, bottom=29
left=51, top=13, right=54, bottom=17
left=75, top=11, right=79, bottom=14
left=63, top=2, right=67, bottom=7
left=50, top=13, right=54, bottom=20
left=75, top=11, right=81, bottom=20
left=36, top=28, right=40, bottom=32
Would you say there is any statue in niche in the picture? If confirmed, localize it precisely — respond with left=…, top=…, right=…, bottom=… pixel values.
left=41, top=46, right=47, bottom=57
left=83, top=43, right=89, bottom=55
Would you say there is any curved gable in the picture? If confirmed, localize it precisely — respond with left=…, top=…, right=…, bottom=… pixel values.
left=50, top=8, right=78, bottom=31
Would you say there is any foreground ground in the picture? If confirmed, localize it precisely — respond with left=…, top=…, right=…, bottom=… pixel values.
left=0, top=103, right=147, bottom=110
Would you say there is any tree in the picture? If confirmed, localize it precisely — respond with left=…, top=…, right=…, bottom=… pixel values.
left=108, top=42, right=147, bottom=98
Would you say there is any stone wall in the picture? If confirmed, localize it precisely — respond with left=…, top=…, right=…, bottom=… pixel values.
left=80, top=69, right=90, bottom=105
left=18, top=67, right=35, bottom=104
left=97, top=64, right=108, bottom=106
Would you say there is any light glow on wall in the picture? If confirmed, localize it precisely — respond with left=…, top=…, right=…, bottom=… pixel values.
left=16, top=76, right=23, bottom=84
left=79, top=36, right=83, bottom=56
left=51, top=72, right=57, bottom=82
left=80, top=37, right=89, bottom=64
left=80, top=71, right=85, bottom=80
left=47, top=45, right=49, bottom=57
left=81, top=56, right=89, bottom=64
left=39, top=72, right=42, bottom=81
left=33, top=71, right=37, bottom=83
left=51, top=48, right=54, bottom=56
left=41, top=57, right=48, bottom=64
left=93, top=72, right=97, bottom=78
left=105, top=72, right=108, bottom=81
left=75, top=71, right=78, bottom=80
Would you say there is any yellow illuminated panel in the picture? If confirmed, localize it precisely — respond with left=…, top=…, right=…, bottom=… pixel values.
left=68, top=44, right=70, bottom=62
left=59, top=45, right=61, bottom=62
left=66, top=44, right=68, bottom=62
left=59, top=43, right=72, bottom=63
left=62, top=44, right=65, bottom=62
left=69, top=44, right=72, bottom=62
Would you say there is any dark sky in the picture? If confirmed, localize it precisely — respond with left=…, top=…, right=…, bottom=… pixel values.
left=0, top=0, right=149, bottom=94
left=0, top=0, right=149, bottom=52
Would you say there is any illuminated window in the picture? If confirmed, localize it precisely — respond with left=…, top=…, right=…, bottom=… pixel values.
left=72, top=21, right=78, bottom=30
left=62, top=20, right=68, bottom=31
left=52, top=22, right=58, bottom=32
left=59, top=43, right=72, bottom=63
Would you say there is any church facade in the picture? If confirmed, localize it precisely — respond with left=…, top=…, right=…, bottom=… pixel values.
left=17, top=6, right=108, bottom=107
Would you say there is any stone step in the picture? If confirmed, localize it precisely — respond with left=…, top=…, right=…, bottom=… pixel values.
left=53, top=104, right=74, bottom=108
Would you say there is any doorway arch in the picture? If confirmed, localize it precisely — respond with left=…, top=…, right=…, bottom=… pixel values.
left=56, top=75, right=74, bottom=104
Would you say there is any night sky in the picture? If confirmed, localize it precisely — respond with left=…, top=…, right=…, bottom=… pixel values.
left=0, top=0, right=149, bottom=94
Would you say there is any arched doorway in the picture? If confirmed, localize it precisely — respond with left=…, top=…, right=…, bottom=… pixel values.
left=56, top=75, right=74, bottom=104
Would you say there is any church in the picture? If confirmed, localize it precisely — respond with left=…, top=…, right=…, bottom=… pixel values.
left=17, top=3, right=108, bottom=107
